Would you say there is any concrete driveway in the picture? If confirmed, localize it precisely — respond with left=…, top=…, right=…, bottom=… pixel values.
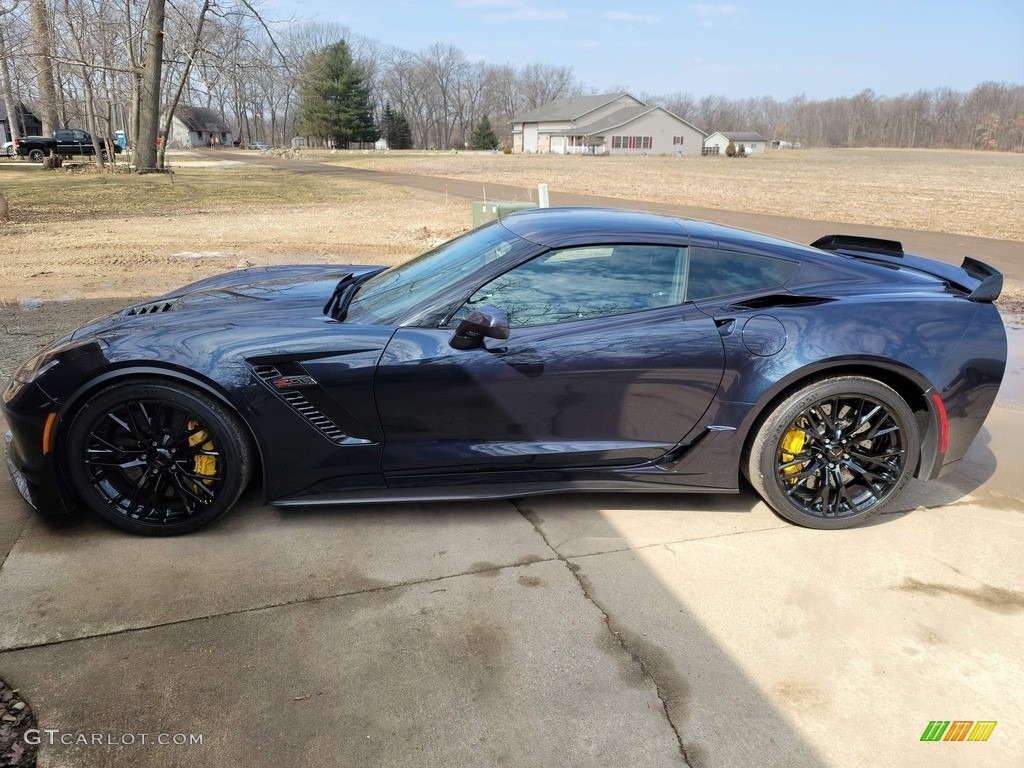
left=1, top=351, right=1022, bottom=767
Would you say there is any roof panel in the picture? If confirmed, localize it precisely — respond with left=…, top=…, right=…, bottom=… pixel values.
left=511, top=93, right=637, bottom=123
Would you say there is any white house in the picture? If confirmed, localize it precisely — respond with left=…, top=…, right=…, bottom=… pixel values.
left=166, top=106, right=233, bottom=148
left=703, top=131, right=769, bottom=155
left=511, top=93, right=706, bottom=156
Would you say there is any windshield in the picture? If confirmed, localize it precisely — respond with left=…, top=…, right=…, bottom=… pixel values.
left=345, top=221, right=533, bottom=325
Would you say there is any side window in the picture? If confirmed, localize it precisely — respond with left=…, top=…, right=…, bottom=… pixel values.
left=452, top=244, right=687, bottom=327
left=72, top=130, right=88, bottom=143
left=685, top=247, right=798, bottom=301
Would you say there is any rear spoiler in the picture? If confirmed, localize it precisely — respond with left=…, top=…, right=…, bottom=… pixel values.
left=960, top=256, right=1003, bottom=302
left=811, top=235, right=1003, bottom=303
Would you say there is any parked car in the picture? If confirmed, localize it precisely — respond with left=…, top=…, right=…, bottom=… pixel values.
left=2, top=208, right=1006, bottom=535
left=249, top=142, right=270, bottom=151
left=15, top=128, right=121, bottom=162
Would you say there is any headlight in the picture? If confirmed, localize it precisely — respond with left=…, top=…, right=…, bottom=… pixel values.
left=13, top=348, right=62, bottom=385
left=6, top=338, right=107, bottom=396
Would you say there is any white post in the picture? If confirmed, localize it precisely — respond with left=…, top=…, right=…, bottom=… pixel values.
left=537, top=183, right=549, bottom=208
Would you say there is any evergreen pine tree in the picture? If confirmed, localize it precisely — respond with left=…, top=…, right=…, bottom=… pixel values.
left=394, top=111, right=413, bottom=149
left=471, top=116, right=500, bottom=150
left=297, top=40, right=379, bottom=147
left=381, top=104, right=414, bottom=149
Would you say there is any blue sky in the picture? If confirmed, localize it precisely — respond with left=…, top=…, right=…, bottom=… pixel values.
left=268, top=1, right=1023, bottom=100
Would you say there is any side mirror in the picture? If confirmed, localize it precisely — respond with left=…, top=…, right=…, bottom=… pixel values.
left=449, top=306, right=510, bottom=350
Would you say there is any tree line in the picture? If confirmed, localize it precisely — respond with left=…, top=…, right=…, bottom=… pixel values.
left=1, top=0, right=1022, bottom=171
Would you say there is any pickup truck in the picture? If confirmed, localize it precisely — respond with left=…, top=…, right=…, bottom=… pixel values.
left=15, top=129, right=121, bottom=163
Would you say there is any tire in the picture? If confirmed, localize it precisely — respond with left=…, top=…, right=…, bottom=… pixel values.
left=100, top=149, right=109, bottom=161
left=4, top=146, right=12, bottom=158
left=28, top=149, right=44, bottom=163
left=65, top=379, right=254, bottom=535
left=747, top=376, right=920, bottom=529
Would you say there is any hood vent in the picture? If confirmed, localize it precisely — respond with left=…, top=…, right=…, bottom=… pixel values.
left=124, top=299, right=178, bottom=316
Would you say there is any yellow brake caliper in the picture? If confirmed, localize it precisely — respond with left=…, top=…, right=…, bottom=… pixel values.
left=187, top=419, right=218, bottom=486
left=780, top=428, right=807, bottom=483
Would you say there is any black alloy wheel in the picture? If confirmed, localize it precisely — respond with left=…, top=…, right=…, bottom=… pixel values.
left=28, top=149, right=44, bottom=163
left=66, top=380, right=253, bottom=535
left=748, top=376, right=920, bottom=529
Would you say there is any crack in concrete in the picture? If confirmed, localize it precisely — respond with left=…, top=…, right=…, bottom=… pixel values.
left=564, top=522, right=791, bottom=562
left=513, top=500, right=692, bottom=767
left=0, top=511, right=34, bottom=575
left=0, top=555, right=557, bottom=655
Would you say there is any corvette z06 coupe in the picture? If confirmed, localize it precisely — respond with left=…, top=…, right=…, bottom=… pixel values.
left=3, top=208, right=1007, bottom=535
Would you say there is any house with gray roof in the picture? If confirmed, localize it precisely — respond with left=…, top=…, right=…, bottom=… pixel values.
left=704, top=131, right=769, bottom=155
left=511, top=92, right=705, bottom=155
left=166, top=106, right=233, bottom=148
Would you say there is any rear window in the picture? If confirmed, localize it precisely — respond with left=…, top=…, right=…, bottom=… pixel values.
left=686, top=248, right=798, bottom=301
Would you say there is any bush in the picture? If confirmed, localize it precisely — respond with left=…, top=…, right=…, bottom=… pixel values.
left=725, top=140, right=736, bottom=157
left=502, top=145, right=512, bottom=154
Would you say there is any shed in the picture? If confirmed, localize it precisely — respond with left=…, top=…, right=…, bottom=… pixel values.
left=704, top=131, right=769, bottom=155
left=167, top=106, right=233, bottom=148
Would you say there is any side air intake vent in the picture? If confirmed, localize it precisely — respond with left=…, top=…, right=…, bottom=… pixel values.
left=252, top=364, right=349, bottom=443
left=124, top=299, right=178, bottom=316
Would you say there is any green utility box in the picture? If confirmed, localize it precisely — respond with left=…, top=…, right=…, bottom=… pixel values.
left=472, top=200, right=538, bottom=227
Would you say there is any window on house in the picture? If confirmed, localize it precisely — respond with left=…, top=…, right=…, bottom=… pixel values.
left=611, top=136, right=652, bottom=149
left=673, top=136, right=685, bottom=145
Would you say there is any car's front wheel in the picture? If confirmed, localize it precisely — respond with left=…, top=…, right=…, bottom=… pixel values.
left=65, top=379, right=254, bottom=535
left=747, top=376, right=920, bottom=529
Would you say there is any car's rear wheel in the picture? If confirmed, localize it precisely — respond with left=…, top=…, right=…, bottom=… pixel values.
left=747, top=376, right=919, bottom=529
left=66, top=380, right=254, bottom=535
left=28, top=149, right=44, bottom=163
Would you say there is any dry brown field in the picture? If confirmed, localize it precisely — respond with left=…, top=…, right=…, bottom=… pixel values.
left=326, top=147, right=1024, bottom=242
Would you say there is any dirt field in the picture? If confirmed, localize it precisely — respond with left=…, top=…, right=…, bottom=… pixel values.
left=327, top=147, right=1024, bottom=242
left=1, top=147, right=1021, bottom=383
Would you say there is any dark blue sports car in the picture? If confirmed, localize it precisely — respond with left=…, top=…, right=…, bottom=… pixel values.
left=2, top=208, right=1007, bottom=534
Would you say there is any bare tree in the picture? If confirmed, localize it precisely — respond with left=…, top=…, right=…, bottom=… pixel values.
left=0, top=3, right=22, bottom=143
left=517, top=62, right=580, bottom=111
left=28, top=0, right=58, bottom=131
left=134, top=0, right=165, bottom=170
left=156, top=0, right=211, bottom=167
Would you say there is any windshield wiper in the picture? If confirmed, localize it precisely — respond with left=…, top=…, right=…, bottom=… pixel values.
left=323, top=273, right=355, bottom=320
